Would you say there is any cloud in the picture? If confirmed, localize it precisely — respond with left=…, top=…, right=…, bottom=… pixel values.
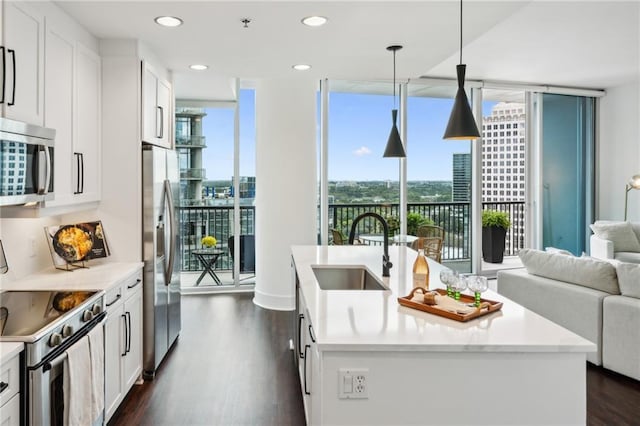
left=353, top=146, right=372, bottom=156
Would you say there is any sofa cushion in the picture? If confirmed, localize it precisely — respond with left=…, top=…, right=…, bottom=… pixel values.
left=590, top=221, right=640, bottom=252
left=614, top=251, right=640, bottom=264
left=545, top=246, right=573, bottom=256
left=614, top=262, right=640, bottom=298
left=519, top=248, right=620, bottom=294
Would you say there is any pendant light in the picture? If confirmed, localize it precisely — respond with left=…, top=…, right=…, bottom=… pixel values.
left=383, top=45, right=406, bottom=158
left=443, top=0, right=480, bottom=140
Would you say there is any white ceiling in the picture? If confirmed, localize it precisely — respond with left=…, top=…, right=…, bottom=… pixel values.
left=55, top=1, right=640, bottom=101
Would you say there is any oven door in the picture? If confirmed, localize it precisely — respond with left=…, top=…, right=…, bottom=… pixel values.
left=27, top=313, right=105, bottom=426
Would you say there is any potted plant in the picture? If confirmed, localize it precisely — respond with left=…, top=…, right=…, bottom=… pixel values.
left=406, top=213, right=433, bottom=236
left=482, top=210, right=511, bottom=263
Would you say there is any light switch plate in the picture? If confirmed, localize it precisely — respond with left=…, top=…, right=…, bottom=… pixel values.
left=338, top=368, right=369, bottom=399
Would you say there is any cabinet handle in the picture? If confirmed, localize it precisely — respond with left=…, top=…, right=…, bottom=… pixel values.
left=73, top=153, right=81, bottom=194
left=0, top=382, right=8, bottom=394
left=303, top=344, right=311, bottom=395
left=298, top=314, right=304, bottom=359
left=156, top=106, right=164, bottom=139
left=125, top=311, right=132, bottom=354
left=127, top=278, right=141, bottom=289
left=79, top=153, right=84, bottom=194
left=106, top=293, right=121, bottom=307
left=0, top=46, right=5, bottom=104
left=7, top=49, right=15, bottom=106
left=308, top=324, right=316, bottom=343
left=121, top=313, right=128, bottom=357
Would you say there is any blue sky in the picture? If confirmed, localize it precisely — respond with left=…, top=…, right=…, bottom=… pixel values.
left=201, top=89, right=496, bottom=181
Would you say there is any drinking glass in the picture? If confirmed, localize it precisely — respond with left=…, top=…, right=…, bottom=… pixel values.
left=451, top=274, right=467, bottom=301
left=468, top=276, right=489, bottom=307
left=439, top=270, right=454, bottom=297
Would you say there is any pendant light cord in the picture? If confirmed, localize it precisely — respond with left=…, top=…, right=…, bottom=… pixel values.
left=459, top=0, right=463, bottom=65
left=393, top=49, right=397, bottom=109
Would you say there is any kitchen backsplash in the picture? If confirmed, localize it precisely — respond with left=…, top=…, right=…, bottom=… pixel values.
left=0, top=209, right=101, bottom=284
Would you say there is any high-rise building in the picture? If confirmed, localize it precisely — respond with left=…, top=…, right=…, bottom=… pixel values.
left=452, top=153, right=471, bottom=202
left=481, top=102, right=526, bottom=202
left=175, top=107, right=207, bottom=206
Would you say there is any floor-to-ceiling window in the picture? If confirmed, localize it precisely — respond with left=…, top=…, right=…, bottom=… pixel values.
left=177, top=87, right=256, bottom=292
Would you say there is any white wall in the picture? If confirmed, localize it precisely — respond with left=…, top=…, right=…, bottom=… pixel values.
left=598, top=81, right=640, bottom=221
left=253, top=78, right=318, bottom=311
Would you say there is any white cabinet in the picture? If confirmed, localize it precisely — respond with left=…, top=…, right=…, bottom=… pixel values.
left=296, top=287, right=320, bottom=426
left=142, top=60, right=172, bottom=149
left=0, top=347, right=21, bottom=425
left=104, top=269, right=143, bottom=423
left=44, top=17, right=101, bottom=210
left=2, top=1, right=45, bottom=124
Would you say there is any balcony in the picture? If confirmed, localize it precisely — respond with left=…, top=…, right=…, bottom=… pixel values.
left=180, top=168, right=206, bottom=180
left=176, top=135, right=207, bottom=148
left=177, top=202, right=525, bottom=273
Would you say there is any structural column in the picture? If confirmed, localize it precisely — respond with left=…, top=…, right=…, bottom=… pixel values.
left=254, top=78, right=317, bottom=310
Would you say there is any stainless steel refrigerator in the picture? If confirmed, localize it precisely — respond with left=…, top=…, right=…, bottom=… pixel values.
left=142, top=144, right=181, bottom=379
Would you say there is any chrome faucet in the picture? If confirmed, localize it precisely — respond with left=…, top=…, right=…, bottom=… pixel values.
left=348, top=212, right=392, bottom=277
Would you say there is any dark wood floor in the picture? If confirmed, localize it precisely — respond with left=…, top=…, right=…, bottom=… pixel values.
left=109, top=293, right=640, bottom=425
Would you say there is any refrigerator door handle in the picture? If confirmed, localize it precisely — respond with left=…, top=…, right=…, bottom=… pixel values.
left=163, top=179, right=176, bottom=286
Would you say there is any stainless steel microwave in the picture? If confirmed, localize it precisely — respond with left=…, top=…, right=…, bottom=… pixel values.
left=0, top=117, right=55, bottom=206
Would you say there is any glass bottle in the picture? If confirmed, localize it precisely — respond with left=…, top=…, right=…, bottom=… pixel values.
left=412, top=249, right=430, bottom=289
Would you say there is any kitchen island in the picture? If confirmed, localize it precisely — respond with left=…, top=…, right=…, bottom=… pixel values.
left=291, top=245, right=595, bottom=426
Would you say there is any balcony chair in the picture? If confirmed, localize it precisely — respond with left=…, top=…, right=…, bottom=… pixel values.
left=331, top=229, right=346, bottom=245
left=411, top=236, right=444, bottom=263
left=416, top=224, right=445, bottom=240
left=228, top=235, right=255, bottom=279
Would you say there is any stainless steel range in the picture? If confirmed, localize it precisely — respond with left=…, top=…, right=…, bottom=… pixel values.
left=0, top=289, right=105, bottom=425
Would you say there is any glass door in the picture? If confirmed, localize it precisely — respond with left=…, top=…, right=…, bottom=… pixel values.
left=534, top=93, right=595, bottom=254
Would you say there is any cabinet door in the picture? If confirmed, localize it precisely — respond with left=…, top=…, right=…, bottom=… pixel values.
left=74, top=43, right=101, bottom=203
left=123, top=287, right=143, bottom=391
left=0, top=393, right=20, bottom=426
left=3, top=1, right=44, bottom=124
left=156, top=77, right=172, bottom=148
left=141, top=62, right=159, bottom=145
left=104, top=300, right=125, bottom=422
left=43, top=23, right=74, bottom=207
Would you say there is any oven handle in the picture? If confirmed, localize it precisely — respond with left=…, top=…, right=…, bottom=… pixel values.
left=28, top=311, right=107, bottom=373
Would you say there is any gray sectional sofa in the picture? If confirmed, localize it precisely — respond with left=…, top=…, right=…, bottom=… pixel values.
left=498, top=249, right=640, bottom=381
left=590, top=220, right=640, bottom=263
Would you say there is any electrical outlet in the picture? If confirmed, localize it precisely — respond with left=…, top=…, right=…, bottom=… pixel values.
left=338, top=368, right=369, bottom=399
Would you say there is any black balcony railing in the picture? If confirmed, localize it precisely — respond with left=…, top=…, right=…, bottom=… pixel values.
left=179, top=205, right=255, bottom=271
left=178, top=201, right=525, bottom=272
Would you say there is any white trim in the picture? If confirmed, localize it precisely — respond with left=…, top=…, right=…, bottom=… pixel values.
left=253, top=289, right=294, bottom=311
left=399, top=83, right=408, bottom=235
left=471, top=87, right=483, bottom=274
left=320, top=79, right=329, bottom=245
left=233, top=78, right=241, bottom=285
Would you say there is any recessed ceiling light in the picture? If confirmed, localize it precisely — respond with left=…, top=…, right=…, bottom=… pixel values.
left=189, top=64, right=209, bottom=71
left=301, top=16, right=328, bottom=27
left=292, top=64, right=312, bottom=71
left=155, top=16, right=183, bottom=27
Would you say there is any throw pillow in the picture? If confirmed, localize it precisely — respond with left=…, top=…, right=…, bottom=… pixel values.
left=615, top=262, right=640, bottom=298
left=519, top=248, right=620, bottom=294
left=590, top=221, right=640, bottom=253
left=545, top=247, right=573, bottom=256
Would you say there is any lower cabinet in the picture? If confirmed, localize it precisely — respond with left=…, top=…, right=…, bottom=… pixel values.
left=0, top=348, right=21, bottom=426
left=104, top=269, right=143, bottom=422
left=296, top=287, right=320, bottom=426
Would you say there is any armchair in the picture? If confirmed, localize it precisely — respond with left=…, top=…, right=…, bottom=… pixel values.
left=590, top=221, right=640, bottom=264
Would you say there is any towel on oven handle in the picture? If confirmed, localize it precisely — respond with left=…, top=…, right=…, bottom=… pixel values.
left=63, top=336, right=92, bottom=425
left=88, top=320, right=105, bottom=423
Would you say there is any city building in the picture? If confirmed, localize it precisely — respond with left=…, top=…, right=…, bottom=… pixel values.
left=175, top=107, right=207, bottom=205
left=481, top=102, right=526, bottom=202
left=452, top=153, right=471, bottom=202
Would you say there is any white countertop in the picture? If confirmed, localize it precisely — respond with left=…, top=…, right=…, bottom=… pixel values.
left=0, top=261, right=143, bottom=292
left=292, top=245, right=596, bottom=353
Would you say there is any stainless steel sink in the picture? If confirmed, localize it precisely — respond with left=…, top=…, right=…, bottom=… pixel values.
left=311, top=265, right=388, bottom=291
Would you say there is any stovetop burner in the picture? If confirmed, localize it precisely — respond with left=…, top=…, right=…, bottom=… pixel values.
left=0, top=290, right=105, bottom=366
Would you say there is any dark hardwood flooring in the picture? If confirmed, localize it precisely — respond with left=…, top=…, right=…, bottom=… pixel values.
left=109, top=293, right=640, bottom=425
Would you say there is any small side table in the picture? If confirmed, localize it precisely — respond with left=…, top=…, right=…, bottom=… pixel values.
left=191, top=248, right=224, bottom=285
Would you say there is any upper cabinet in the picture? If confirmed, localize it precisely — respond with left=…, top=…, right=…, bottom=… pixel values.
left=43, top=7, right=101, bottom=211
left=2, top=1, right=45, bottom=125
left=142, top=61, right=173, bottom=149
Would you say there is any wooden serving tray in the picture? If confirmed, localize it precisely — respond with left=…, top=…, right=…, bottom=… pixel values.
left=398, top=288, right=503, bottom=322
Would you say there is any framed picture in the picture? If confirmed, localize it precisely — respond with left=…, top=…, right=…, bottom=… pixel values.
left=45, top=221, right=110, bottom=270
